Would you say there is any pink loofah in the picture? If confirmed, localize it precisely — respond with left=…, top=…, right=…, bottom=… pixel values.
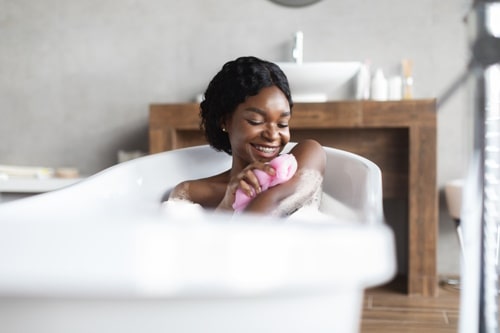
left=232, top=154, right=298, bottom=212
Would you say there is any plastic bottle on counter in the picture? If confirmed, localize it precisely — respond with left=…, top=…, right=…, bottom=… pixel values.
left=356, top=60, right=371, bottom=100
left=370, top=68, right=388, bottom=101
left=388, top=76, right=403, bottom=100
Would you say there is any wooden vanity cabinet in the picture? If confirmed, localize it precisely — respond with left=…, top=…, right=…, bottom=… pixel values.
left=149, top=100, right=438, bottom=297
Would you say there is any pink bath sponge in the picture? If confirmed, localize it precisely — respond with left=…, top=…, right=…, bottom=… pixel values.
left=232, top=154, right=298, bottom=212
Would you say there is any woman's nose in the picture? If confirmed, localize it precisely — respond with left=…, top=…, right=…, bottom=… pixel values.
left=263, top=124, right=279, bottom=140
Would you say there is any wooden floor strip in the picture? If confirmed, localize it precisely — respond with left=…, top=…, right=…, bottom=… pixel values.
left=360, top=277, right=460, bottom=333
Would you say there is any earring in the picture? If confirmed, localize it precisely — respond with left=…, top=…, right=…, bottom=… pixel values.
left=222, top=127, right=227, bottom=132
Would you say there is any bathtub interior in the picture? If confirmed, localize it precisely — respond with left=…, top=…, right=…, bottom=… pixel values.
left=0, top=144, right=395, bottom=333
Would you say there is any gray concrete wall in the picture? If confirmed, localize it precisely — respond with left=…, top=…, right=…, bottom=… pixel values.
left=0, top=0, right=470, bottom=275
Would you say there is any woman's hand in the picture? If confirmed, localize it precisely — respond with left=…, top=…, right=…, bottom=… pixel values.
left=216, top=162, right=275, bottom=211
left=243, top=140, right=326, bottom=216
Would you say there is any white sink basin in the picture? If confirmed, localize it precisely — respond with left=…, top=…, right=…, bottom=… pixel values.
left=277, top=62, right=362, bottom=102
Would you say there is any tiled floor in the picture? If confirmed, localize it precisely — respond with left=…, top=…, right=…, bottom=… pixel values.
left=360, top=277, right=460, bottom=333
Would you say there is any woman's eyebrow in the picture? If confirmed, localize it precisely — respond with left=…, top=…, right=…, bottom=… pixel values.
left=244, top=107, right=291, bottom=117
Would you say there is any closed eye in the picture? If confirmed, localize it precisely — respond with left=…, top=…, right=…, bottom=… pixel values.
left=247, top=119, right=263, bottom=126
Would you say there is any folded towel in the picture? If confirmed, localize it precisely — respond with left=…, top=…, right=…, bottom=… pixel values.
left=232, top=154, right=298, bottom=212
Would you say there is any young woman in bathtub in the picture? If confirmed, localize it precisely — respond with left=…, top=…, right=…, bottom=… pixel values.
left=167, top=56, right=326, bottom=217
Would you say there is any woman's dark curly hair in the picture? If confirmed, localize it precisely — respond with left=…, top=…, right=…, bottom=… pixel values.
left=200, top=56, right=293, bottom=155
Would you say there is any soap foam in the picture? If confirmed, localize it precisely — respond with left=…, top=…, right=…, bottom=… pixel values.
left=272, top=168, right=323, bottom=217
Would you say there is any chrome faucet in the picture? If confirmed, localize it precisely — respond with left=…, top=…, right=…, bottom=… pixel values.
left=292, top=31, right=303, bottom=64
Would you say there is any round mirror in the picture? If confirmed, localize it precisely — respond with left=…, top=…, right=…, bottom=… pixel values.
left=269, top=0, right=322, bottom=7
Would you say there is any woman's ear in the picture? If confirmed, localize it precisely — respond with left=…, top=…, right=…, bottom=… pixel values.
left=219, top=119, right=226, bottom=132
left=220, top=117, right=230, bottom=133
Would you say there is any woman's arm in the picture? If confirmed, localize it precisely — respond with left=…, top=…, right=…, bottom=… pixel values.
left=243, top=139, right=326, bottom=215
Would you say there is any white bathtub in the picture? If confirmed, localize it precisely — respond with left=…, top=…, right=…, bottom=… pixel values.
left=0, top=144, right=395, bottom=333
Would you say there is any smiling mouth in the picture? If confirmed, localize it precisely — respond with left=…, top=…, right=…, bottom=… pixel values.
left=252, top=144, right=280, bottom=154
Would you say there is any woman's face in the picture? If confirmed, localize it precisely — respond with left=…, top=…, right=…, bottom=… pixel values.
left=225, top=85, right=291, bottom=166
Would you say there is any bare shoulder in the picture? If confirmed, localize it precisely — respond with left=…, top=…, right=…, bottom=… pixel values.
left=168, top=180, right=192, bottom=201
left=289, top=139, right=326, bottom=172
left=168, top=174, right=227, bottom=207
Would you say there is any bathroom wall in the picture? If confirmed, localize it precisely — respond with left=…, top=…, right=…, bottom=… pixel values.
left=0, top=0, right=469, bottom=274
